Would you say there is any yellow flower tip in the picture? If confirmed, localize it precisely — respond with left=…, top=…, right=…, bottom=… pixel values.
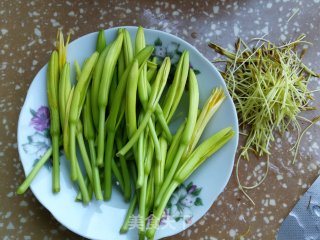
left=205, top=87, right=225, bottom=117
left=56, top=29, right=64, bottom=49
left=66, top=33, right=71, bottom=46
left=54, top=29, right=71, bottom=71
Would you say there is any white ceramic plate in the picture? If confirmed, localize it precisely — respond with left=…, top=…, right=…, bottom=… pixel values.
left=17, top=26, right=239, bottom=240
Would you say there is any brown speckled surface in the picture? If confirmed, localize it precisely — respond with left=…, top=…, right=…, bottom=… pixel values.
left=2, top=0, right=320, bottom=239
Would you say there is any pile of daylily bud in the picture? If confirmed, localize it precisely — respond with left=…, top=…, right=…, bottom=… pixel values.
left=17, top=27, right=234, bottom=239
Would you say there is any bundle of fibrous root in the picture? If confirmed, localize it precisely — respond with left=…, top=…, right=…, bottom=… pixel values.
left=209, top=34, right=320, bottom=204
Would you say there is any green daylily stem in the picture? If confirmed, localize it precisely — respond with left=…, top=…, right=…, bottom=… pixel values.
left=76, top=176, right=93, bottom=202
left=97, top=108, right=106, bottom=166
left=69, top=124, right=77, bottom=181
left=155, top=69, right=199, bottom=208
left=148, top=119, right=161, bottom=163
left=82, top=87, right=103, bottom=199
left=136, top=26, right=148, bottom=107
left=75, top=158, right=90, bottom=204
left=155, top=105, right=172, bottom=141
left=117, top=58, right=171, bottom=157
left=145, top=169, right=154, bottom=217
left=125, top=60, right=139, bottom=138
left=103, top=69, right=129, bottom=195
left=139, top=175, right=148, bottom=239
left=164, top=122, right=186, bottom=173
left=111, top=159, right=124, bottom=192
left=58, top=63, right=70, bottom=129
left=163, top=51, right=189, bottom=123
left=69, top=52, right=99, bottom=123
left=69, top=52, right=99, bottom=179
left=88, top=180, right=93, bottom=201
left=88, top=139, right=103, bottom=200
left=120, top=194, right=137, bottom=234
left=129, top=161, right=138, bottom=186
left=109, top=71, right=118, bottom=107
left=63, top=87, right=74, bottom=160
left=146, top=180, right=179, bottom=239
left=16, top=147, right=53, bottom=194
left=155, top=147, right=184, bottom=208
left=118, top=49, right=125, bottom=80
left=139, top=136, right=154, bottom=239
left=74, top=61, right=81, bottom=81
left=143, top=77, right=172, bottom=142
left=97, top=32, right=124, bottom=167
left=135, top=26, right=145, bottom=55
left=76, top=122, right=93, bottom=184
left=52, top=136, right=60, bottom=192
left=103, top=130, right=115, bottom=200
left=96, top=30, right=107, bottom=53
left=116, top=137, right=131, bottom=201
left=117, top=110, right=151, bottom=158
left=123, top=29, right=134, bottom=67
left=91, top=45, right=111, bottom=129
left=147, top=57, right=158, bottom=82
left=47, top=51, right=60, bottom=193
left=154, top=136, right=167, bottom=197
left=136, top=123, right=145, bottom=188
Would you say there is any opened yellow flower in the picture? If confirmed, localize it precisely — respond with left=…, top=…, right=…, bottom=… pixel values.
left=183, top=87, right=226, bottom=161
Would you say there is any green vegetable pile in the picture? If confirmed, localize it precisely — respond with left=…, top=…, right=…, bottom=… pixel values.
left=17, top=27, right=234, bottom=239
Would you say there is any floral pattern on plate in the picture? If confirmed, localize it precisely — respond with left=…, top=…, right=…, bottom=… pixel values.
left=163, top=182, right=203, bottom=225
left=22, top=106, right=52, bottom=169
left=152, top=37, right=201, bottom=81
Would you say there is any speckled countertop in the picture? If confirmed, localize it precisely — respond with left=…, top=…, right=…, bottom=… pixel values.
left=2, top=0, right=320, bottom=239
